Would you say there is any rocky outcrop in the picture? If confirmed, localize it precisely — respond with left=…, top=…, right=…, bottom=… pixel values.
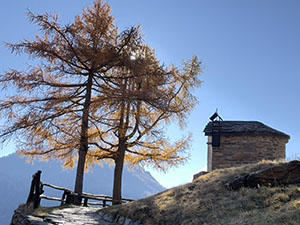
left=193, top=171, right=209, bottom=181
left=10, top=205, right=144, bottom=225
left=10, top=204, right=44, bottom=225
left=226, top=160, right=300, bottom=190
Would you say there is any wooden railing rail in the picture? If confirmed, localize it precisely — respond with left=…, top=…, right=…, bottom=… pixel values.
left=43, top=183, right=116, bottom=200
left=26, top=170, right=133, bottom=209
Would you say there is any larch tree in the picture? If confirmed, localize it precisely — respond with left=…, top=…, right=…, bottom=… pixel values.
left=0, top=0, right=203, bottom=206
left=86, top=45, right=202, bottom=204
left=0, top=0, right=143, bottom=202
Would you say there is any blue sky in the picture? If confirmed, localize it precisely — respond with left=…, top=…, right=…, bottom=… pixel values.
left=1, top=0, right=300, bottom=188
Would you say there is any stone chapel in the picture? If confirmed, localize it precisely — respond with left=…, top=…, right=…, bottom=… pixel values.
left=203, top=115, right=290, bottom=172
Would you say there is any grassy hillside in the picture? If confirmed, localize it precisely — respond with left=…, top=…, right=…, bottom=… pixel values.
left=104, top=161, right=300, bottom=225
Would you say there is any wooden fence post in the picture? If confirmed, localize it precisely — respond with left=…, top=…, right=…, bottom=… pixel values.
left=26, top=175, right=36, bottom=204
left=61, top=191, right=66, bottom=206
left=26, top=170, right=43, bottom=209
left=83, top=197, right=88, bottom=207
left=34, top=170, right=43, bottom=209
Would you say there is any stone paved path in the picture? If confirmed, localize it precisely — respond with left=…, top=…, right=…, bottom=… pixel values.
left=44, top=207, right=111, bottom=224
left=14, top=206, right=143, bottom=225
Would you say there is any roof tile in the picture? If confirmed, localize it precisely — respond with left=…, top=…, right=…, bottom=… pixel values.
left=203, top=121, right=290, bottom=139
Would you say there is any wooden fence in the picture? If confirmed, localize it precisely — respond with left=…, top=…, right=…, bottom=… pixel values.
left=26, top=170, right=133, bottom=209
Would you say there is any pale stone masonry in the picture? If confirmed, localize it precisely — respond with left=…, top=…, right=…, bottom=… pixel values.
left=204, top=121, right=290, bottom=172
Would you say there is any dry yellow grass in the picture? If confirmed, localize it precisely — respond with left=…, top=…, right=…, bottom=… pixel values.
left=103, top=160, right=300, bottom=225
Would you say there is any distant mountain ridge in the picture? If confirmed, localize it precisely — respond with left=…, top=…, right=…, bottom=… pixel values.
left=0, top=153, right=165, bottom=224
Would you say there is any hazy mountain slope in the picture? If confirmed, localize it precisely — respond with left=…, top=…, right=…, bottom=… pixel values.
left=0, top=153, right=165, bottom=224
left=104, top=160, right=300, bottom=225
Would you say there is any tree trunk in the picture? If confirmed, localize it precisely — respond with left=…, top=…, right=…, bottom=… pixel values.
left=112, top=80, right=128, bottom=205
left=74, top=72, right=93, bottom=204
left=112, top=137, right=126, bottom=205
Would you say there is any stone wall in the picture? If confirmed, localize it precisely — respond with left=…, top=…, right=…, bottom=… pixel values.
left=209, top=135, right=287, bottom=171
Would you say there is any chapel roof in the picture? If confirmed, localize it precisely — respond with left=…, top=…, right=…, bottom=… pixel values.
left=203, top=121, right=290, bottom=139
